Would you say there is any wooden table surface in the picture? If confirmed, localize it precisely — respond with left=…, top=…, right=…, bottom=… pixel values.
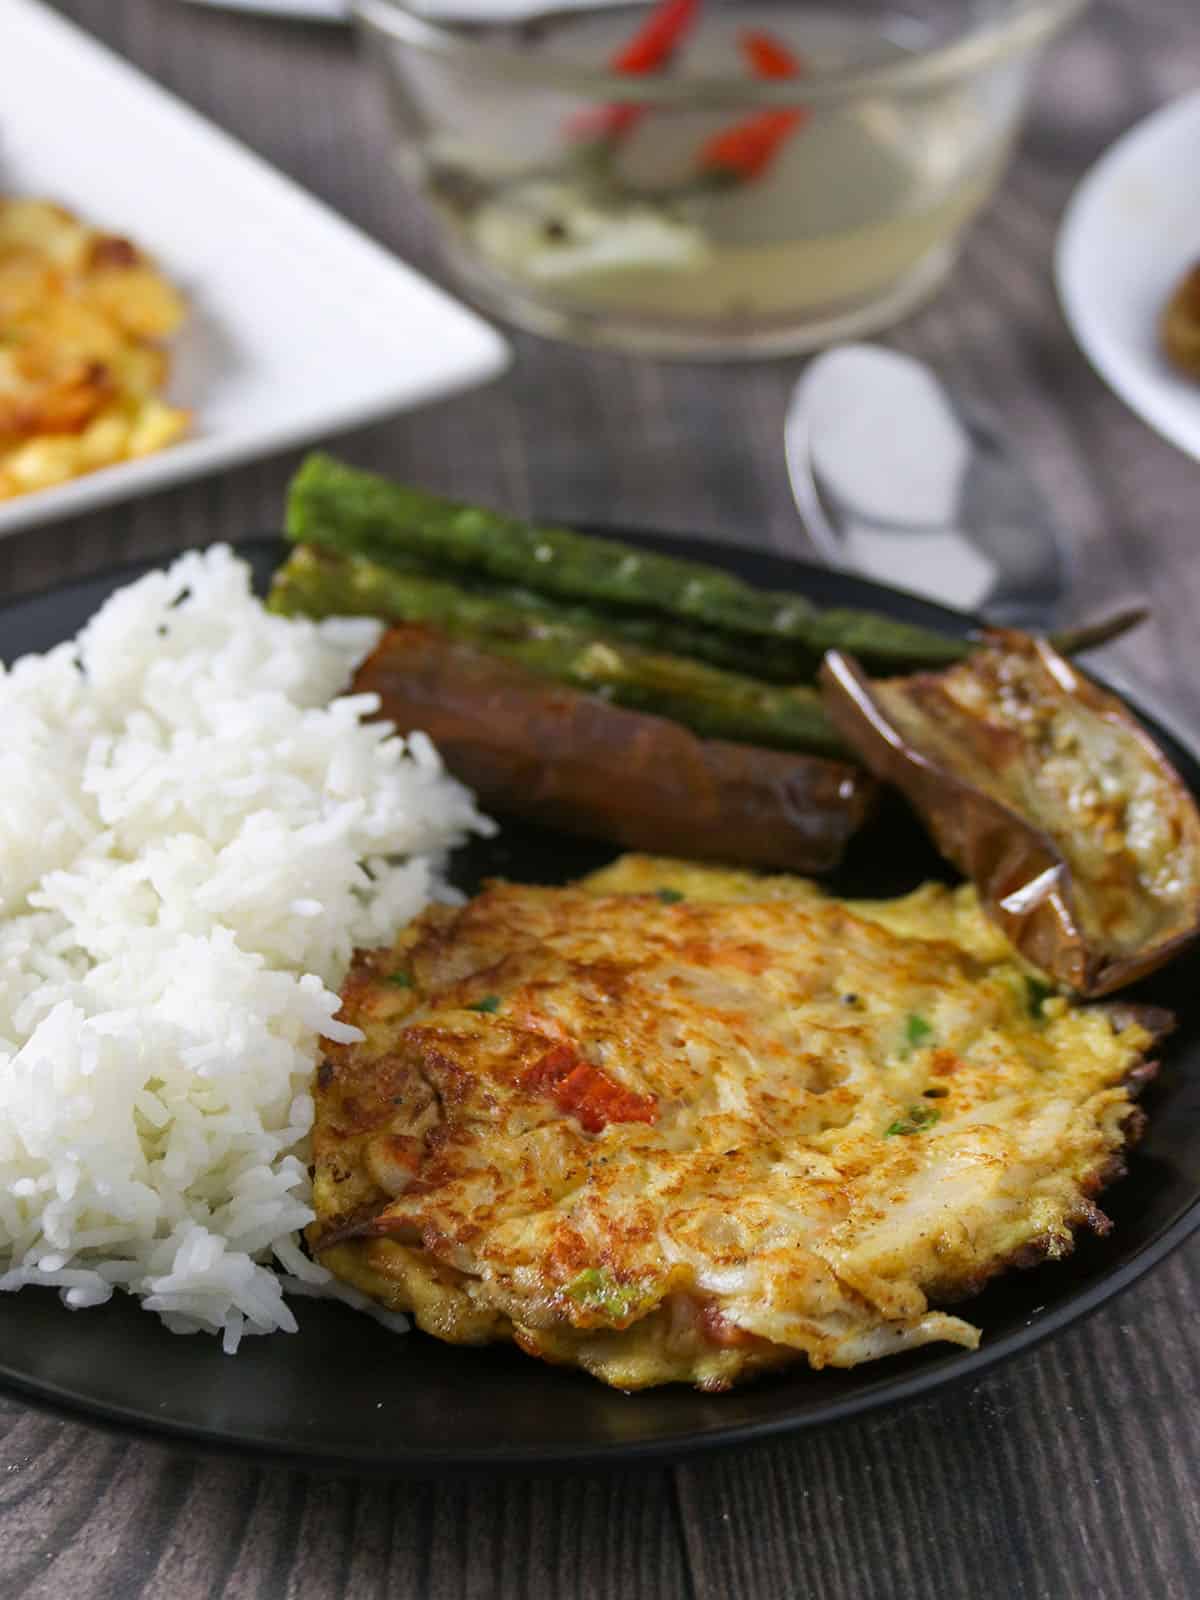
left=3, top=1, right=1200, bottom=1595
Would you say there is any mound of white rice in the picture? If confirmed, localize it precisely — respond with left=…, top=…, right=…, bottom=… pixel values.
left=0, top=545, right=492, bottom=1350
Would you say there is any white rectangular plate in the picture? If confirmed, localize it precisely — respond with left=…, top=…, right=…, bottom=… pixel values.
left=0, top=0, right=509, bottom=536
left=178, top=1, right=635, bottom=22
left=180, top=0, right=347, bottom=20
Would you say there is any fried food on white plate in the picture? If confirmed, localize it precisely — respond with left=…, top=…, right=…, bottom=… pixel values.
left=0, top=198, right=188, bottom=499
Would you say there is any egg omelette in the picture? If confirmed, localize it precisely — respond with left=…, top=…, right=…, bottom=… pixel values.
left=308, top=855, right=1167, bottom=1391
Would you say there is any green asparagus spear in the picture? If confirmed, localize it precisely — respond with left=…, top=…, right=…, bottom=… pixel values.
left=286, top=454, right=971, bottom=674
left=269, top=545, right=850, bottom=756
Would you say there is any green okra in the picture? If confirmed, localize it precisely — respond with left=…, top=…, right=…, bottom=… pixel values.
left=285, top=454, right=975, bottom=676
left=268, top=545, right=849, bottom=757
left=283, top=455, right=1147, bottom=680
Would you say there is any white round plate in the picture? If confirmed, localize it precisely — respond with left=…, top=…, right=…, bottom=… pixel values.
left=1056, top=90, right=1200, bottom=462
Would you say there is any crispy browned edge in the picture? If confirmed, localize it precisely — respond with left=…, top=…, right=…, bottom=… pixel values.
left=931, top=1002, right=1173, bottom=1302
left=819, top=638, right=1200, bottom=997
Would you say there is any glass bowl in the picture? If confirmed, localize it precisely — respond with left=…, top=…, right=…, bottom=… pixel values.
left=353, top=0, right=1086, bottom=358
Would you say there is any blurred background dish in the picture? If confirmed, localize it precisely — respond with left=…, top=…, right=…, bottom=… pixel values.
left=354, top=0, right=1085, bottom=358
left=0, top=0, right=508, bottom=537
left=1056, top=89, right=1200, bottom=463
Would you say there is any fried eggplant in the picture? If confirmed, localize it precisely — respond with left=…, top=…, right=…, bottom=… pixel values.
left=820, top=631, right=1200, bottom=995
left=352, top=624, right=874, bottom=873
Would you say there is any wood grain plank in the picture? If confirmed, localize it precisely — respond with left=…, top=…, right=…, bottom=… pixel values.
left=674, top=1244, right=1200, bottom=1600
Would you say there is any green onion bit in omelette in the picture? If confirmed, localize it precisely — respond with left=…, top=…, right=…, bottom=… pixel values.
left=885, top=1105, right=942, bottom=1137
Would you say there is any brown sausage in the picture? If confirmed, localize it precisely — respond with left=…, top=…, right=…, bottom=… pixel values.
left=354, top=624, right=874, bottom=873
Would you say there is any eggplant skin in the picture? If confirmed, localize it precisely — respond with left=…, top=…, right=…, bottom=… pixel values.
left=819, top=633, right=1200, bottom=996
left=353, top=625, right=874, bottom=873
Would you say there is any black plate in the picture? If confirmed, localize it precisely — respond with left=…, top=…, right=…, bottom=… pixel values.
left=3, top=532, right=1199, bottom=1476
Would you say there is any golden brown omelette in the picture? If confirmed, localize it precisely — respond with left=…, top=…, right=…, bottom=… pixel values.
left=308, top=855, right=1167, bottom=1391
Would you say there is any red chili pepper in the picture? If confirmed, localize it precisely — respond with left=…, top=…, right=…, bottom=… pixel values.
left=569, top=0, right=700, bottom=146
left=697, top=28, right=809, bottom=186
left=613, top=0, right=699, bottom=75
left=698, top=109, right=805, bottom=183
left=739, top=29, right=803, bottom=80
left=521, top=1043, right=658, bottom=1134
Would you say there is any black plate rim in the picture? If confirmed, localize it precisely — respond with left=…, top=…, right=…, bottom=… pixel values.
left=0, top=1202, right=1196, bottom=1476
left=1, top=528, right=1197, bottom=1475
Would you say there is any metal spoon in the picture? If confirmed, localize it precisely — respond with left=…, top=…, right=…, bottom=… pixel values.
left=783, top=341, right=1197, bottom=752
left=784, top=342, right=1068, bottom=628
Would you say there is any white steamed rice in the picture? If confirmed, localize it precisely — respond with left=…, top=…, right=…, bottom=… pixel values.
left=0, top=544, right=492, bottom=1350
